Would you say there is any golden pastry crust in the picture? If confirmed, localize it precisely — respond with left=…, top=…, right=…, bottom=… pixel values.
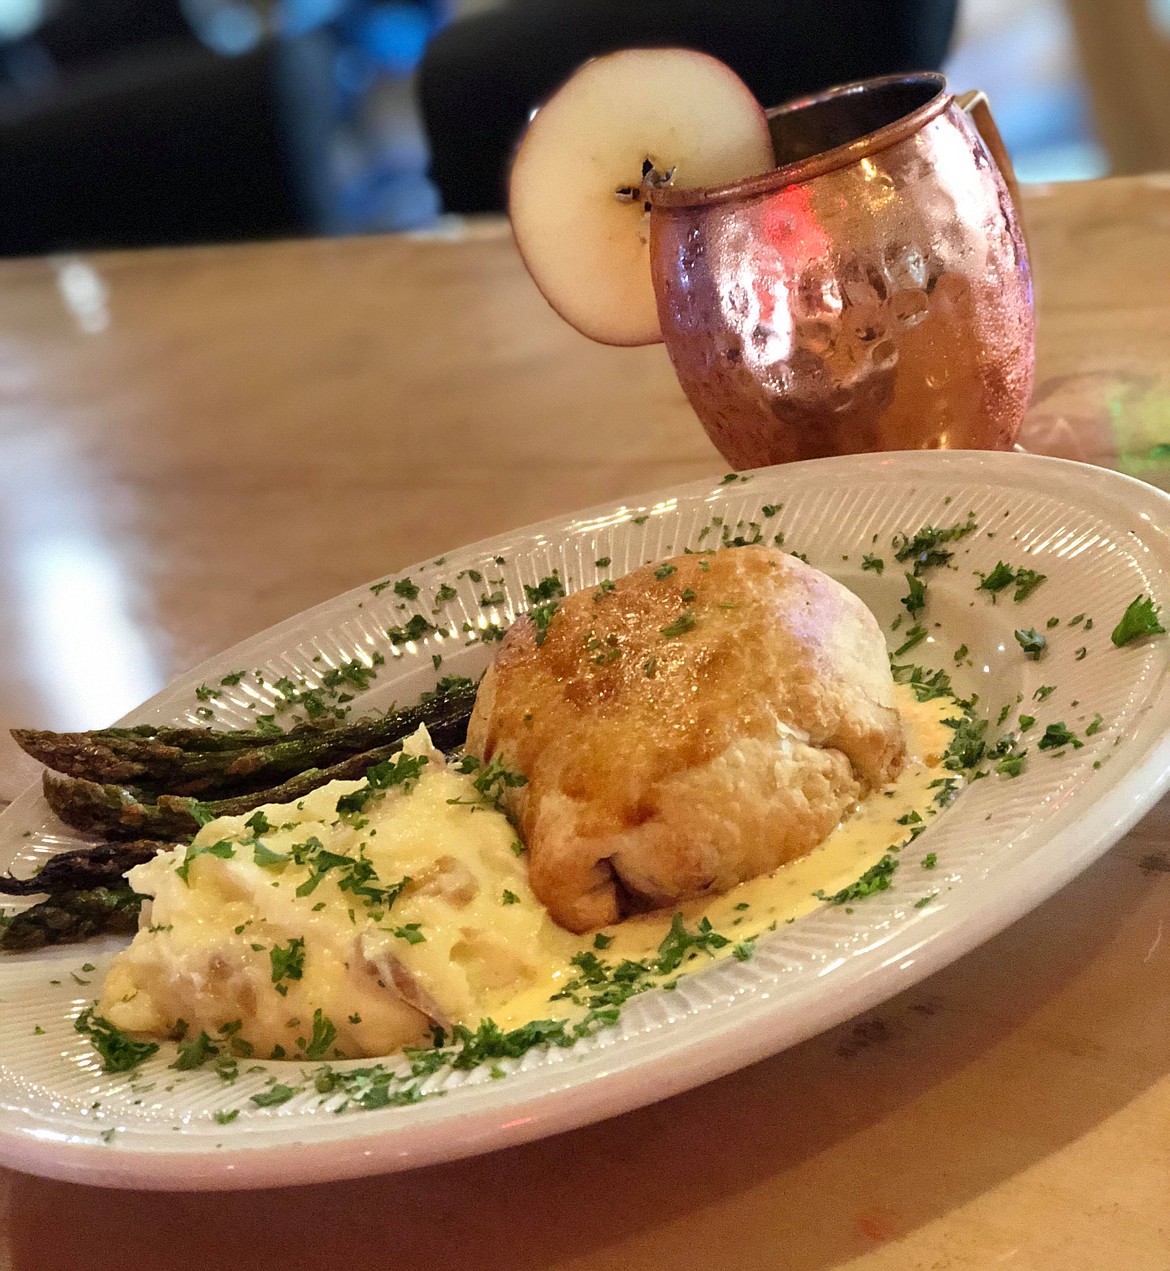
left=466, top=546, right=905, bottom=932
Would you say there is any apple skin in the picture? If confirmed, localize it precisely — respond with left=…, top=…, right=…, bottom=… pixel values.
left=508, top=48, right=775, bottom=347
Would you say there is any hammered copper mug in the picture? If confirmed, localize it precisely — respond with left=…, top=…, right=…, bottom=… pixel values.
left=648, top=73, right=1034, bottom=468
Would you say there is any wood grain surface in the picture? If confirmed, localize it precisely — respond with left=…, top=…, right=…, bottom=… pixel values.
left=1, top=177, right=1169, bottom=1269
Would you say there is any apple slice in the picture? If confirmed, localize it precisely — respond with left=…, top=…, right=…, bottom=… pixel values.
left=508, top=48, right=775, bottom=347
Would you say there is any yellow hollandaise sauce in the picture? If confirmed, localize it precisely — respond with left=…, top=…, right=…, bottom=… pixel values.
left=490, top=684, right=956, bottom=1029
left=99, top=687, right=955, bottom=1062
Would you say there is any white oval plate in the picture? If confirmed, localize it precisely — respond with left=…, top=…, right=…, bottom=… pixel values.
left=2, top=451, right=1169, bottom=1191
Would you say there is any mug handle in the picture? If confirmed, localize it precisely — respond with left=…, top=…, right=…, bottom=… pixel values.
left=954, top=89, right=1022, bottom=211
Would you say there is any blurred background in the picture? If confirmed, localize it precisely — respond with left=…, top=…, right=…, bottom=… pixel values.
left=0, top=0, right=1167, bottom=256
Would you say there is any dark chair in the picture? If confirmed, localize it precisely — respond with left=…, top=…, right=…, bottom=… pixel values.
left=418, top=0, right=959, bottom=213
left=0, top=42, right=301, bottom=256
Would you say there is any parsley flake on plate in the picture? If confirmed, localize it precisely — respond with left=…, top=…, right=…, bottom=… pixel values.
left=893, top=624, right=927, bottom=657
left=1037, top=722, right=1083, bottom=751
left=386, top=615, right=438, bottom=645
left=1111, top=594, right=1165, bottom=647
left=901, top=573, right=926, bottom=618
left=1014, top=628, right=1047, bottom=658
left=75, top=1008, right=159, bottom=1074
left=892, top=513, right=977, bottom=574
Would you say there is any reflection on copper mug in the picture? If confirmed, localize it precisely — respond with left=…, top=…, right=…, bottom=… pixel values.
left=648, top=73, right=1034, bottom=468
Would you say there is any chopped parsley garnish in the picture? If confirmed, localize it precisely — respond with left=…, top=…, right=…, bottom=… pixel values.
left=213, top=1109, right=239, bottom=1125
left=1033, top=685, right=1056, bottom=702
left=1014, top=628, right=1047, bottom=658
left=901, top=573, right=926, bottom=618
left=654, top=563, right=676, bottom=579
left=593, top=933, right=613, bottom=950
left=861, top=554, right=884, bottom=574
left=893, top=625, right=927, bottom=656
left=585, top=632, right=621, bottom=665
left=889, top=663, right=955, bottom=702
left=219, top=671, right=246, bottom=686
left=253, top=839, right=290, bottom=869
left=244, top=810, right=273, bottom=837
left=943, top=713, right=988, bottom=772
left=176, top=839, right=234, bottom=884
left=815, top=854, right=898, bottom=904
left=195, top=684, right=221, bottom=702
left=269, top=937, right=306, bottom=991
left=391, top=923, right=426, bottom=944
left=189, top=801, right=218, bottom=827
left=1018, top=714, right=1036, bottom=730
left=303, top=1010, right=337, bottom=1060
left=524, top=572, right=564, bottom=606
left=1111, top=594, right=1165, bottom=647
left=1086, top=713, right=1104, bottom=736
left=921, top=853, right=938, bottom=869
left=761, top=504, right=781, bottom=518
left=393, top=578, right=419, bottom=600
left=433, top=583, right=457, bottom=606
left=892, top=513, right=977, bottom=574
left=654, top=914, right=731, bottom=973
left=995, top=752, right=1027, bottom=777
left=519, top=574, right=565, bottom=644
left=386, top=615, right=438, bottom=645
left=454, top=754, right=528, bottom=810
left=336, top=751, right=428, bottom=818
left=661, top=612, right=697, bottom=638
left=74, top=1008, right=159, bottom=1073
left=1037, top=722, right=1083, bottom=751
left=250, top=1083, right=299, bottom=1108
left=976, top=562, right=1047, bottom=603
left=976, top=560, right=1014, bottom=596
left=595, top=557, right=611, bottom=568
left=171, top=1030, right=219, bottom=1071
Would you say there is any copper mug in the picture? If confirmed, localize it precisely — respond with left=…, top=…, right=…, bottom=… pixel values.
left=648, top=73, right=1034, bottom=468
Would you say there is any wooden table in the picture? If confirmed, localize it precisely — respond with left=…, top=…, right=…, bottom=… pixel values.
left=1, top=176, right=1168, bottom=1269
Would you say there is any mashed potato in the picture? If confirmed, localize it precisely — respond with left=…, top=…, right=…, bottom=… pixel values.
left=99, top=728, right=575, bottom=1061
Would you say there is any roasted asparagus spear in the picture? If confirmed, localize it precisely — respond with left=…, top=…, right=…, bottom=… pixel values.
left=0, top=886, right=142, bottom=951
left=43, top=721, right=475, bottom=840
left=0, top=842, right=161, bottom=896
left=12, top=679, right=478, bottom=795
